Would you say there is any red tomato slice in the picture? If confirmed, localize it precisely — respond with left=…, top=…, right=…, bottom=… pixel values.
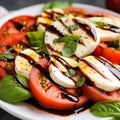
left=0, top=67, right=7, bottom=80
left=91, top=11, right=120, bottom=18
left=0, top=32, right=28, bottom=46
left=64, top=7, right=91, bottom=16
left=29, top=58, right=88, bottom=110
left=0, top=15, right=37, bottom=41
left=93, top=42, right=120, bottom=64
left=0, top=60, right=7, bottom=68
left=83, top=84, right=120, bottom=102
left=0, top=21, right=19, bottom=40
left=11, top=15, right=37, bottom=32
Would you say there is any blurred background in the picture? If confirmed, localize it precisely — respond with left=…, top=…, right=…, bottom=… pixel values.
left=0, top=0, right=119, bottom=120
left=0, top=0, right=105, bottom=10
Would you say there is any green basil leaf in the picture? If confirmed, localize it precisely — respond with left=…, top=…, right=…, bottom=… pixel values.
left=90, top=101, right=120, bottom=117
left=114, top=116, right=120, bottom=120
left=0, top=55, right=7, bottom=61
left=27, top=31, right=45, bottom=49
left=62, top=41, right=77, bottom=57
left=68, top=68, right=76, bottom=77
left=42, top=1, right=72, bottom=11
left=54, top=35, right=80, bottom=43
left=4, top=53, right=15, bottom=60
left=67, top=25, right=79, bottom=31
left=65, top=68, right=76, bottom=77
left=90, top=20, right=106, bottom=27
left=75, top=77, right=86, bottom=87
left=0, top=75, right=31, bottom=103
left=0, top=47, right=16, bottom=61
left=15, top=75, right=29, bottom=89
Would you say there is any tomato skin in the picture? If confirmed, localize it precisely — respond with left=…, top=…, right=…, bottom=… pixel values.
left=0, top=67, right=7, bottom=80
left=91, top=11, right=120, bottom=18
left=30, top=58, right=88, bottom=110
left=83, top=84, right=120, bottom=102
left=0, top=21, right=19, bottom=40
left=93, top=42, right=120, bottom=64
left=0, top=32, right=27, bottom=46
left=11, top=15, right=37, bottom=32
left=64, top=7, right=91, bottom=16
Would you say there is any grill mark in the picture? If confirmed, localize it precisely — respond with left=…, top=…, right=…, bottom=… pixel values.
left=47, top=25, right=64, bottom=37
left=80, top=58, right=107, bottom=79
left=73, top=19, right=97, bottom=41
left=96, top=57, right=120, bottom=80
left=18, top=53, right=79, bottom=102
left=59, top=19, right=73, bottom=34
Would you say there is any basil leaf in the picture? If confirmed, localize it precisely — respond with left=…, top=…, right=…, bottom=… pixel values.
left=90, top=20, right=106, bottom=27
left=0, top=50, right=16, bottom=61
left=54, top=35, right=80, bottom=43
left=4, top=53, right=15, bottom=60
left=114, top=116, right=120, bottom=120
left=90, top=101, right=120, bottom=117
left=62, top=41, right=77, bottom=57
left=27, top=31, right=45, bottom=49
left=42, top=1, right=72, bottom=11
left=0, top=75, right=31, bottom=103
left=15, top=75, right=29, bottom=89
left=65, top=68, right=76, bottom=77
left=0, top=55, right=7, bottom=61
left=75, top=77, right=86, bottom=87
left=67, top=25, right=79, bottom=31
left=54, top=35, right=80, bottom=57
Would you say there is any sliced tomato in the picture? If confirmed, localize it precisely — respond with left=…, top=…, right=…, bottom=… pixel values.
left=11, top=15, right=37, bottom=32
left=0, top=67, right=7, bottom=80
left=0, top=32, right=28, bottom=46
left=0, top=15, right=37, bottom=41
left=0, top=21, right=19, bottom=40
left=83, top=84, right=120, bottom=102
left=0, top=60, right=7, bottom=68
left=64, top=7, right=91, bottom=17
left=93, top=42, right=120, bottom=64
left=91, top=11, right=120, bottom=18
left=29, top=58, right=88, bottom=110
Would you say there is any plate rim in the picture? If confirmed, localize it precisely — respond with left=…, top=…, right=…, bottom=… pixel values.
left=0, top=3, right=118, bottom=120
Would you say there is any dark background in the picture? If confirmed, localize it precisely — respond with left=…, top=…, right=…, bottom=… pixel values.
left=0, top=0, right=107, bottom=120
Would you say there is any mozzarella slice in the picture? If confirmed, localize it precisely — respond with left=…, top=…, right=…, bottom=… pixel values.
left=37, top=8, right=65, bottom=31
left=45, top=16, right=100, bottom=58
left=79, top=55, right=120, bottom=91
left=15, top=48, right=40, bottom=78
left=49, top=55, right=79, bottom=88
left=88, top=16, right=120, bottom=41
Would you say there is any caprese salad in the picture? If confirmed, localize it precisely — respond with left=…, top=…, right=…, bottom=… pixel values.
left=0, top=1, right=120, bottom=119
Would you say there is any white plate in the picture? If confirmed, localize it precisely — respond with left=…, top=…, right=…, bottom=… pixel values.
left=0, top=3, right=119, bottom=120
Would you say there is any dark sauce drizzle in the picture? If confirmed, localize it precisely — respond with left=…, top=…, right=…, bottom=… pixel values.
left=18, top=53, right=79, bottom=102
left=80, top=58, right=107, bottom=79
left=97, top=23, right=120, bottom=33
left=73, top=18, right=97, bottom=41
left=47, top=25, right=64, bottom=37
left=96, top=57, right=120, bottom=80
left=25, top=98, right=94, bottom=116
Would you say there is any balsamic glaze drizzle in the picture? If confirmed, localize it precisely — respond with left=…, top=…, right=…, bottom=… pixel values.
left=18, top=53, right=79, bottom=102
left=96, top=57, right=120, bottom=80
left=73, top=19, right=97, bottom=41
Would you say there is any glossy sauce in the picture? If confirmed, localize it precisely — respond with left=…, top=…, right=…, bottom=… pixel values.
left=25, top=97, right=94, bottom=116
left=80, top=58, right=107, bottom=79
left=73, top=19, right=97, bottom=41
left=18, top=53, right=79, bottom=102
left=97, top=23, right=120, bottom=33
left=96, top=57, right=120, bottom=79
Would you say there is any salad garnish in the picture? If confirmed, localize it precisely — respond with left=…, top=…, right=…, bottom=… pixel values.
left=0, top=1, right=120, bottom=120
